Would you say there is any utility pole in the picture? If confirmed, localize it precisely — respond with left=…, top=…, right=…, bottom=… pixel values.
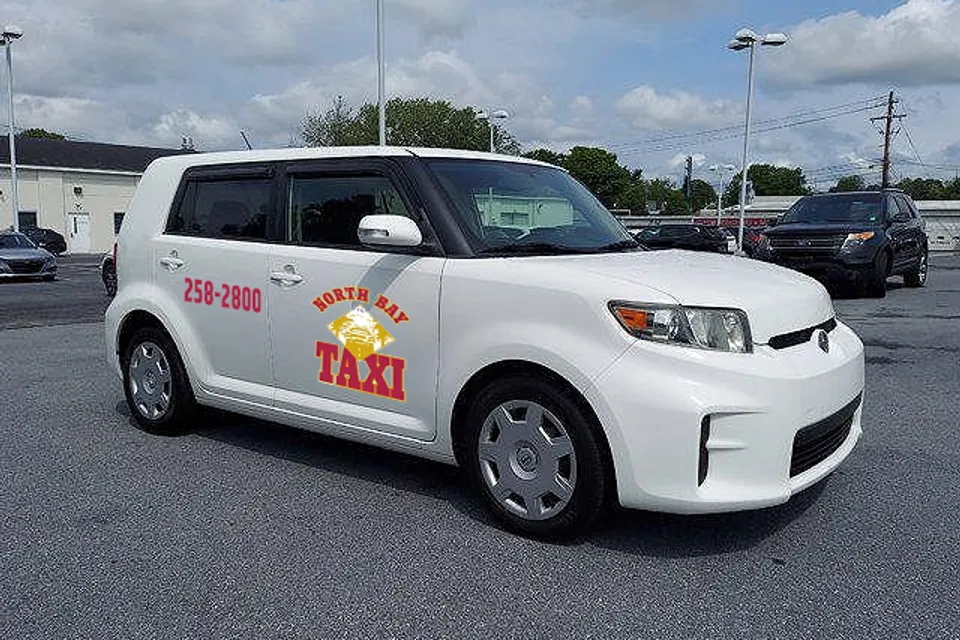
left=684, top=155, right=693, bottom=214
left=871, top=91, right=905, bottom=189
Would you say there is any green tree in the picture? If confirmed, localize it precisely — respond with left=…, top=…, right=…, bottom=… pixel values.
left=895, top=177, right=946, bottom=200
left=645, top=178, right=687, bottom=215
left=829, top=175, right=867, bottom=192
left=687, top=178, right=718, bottom=213
left=300, top=96, right=520, bottom=153
left=944, top=177, right=960, bottom=199
left=16, top=128, right=66, bottom=140
left=723, top=164, right=811, bottom=207
left=562, top=146, right=631, bottom=208
left=522, top=148, right=567, bottom=167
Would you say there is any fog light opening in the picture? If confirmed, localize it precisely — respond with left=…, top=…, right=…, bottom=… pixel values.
left=698, top=416, right=711, bottom=486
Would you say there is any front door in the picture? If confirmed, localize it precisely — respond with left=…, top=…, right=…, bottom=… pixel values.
left=151, top=166, right=277, bottom=404
left=267, top=161, right=443, bottom=442
left=67, top=212, right=91, bottom=253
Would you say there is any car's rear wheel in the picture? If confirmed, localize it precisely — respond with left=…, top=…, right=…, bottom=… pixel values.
left=863, top=250, right=889, bottom=298
left=904, top=248, right=928, bottom=288
left=460, top=376, right=607, bottom=539
left=121, top=327, right=197, bottom=436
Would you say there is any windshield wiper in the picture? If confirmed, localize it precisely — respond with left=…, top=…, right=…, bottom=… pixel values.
left=477, top=242, right=589, bottom=256
left=592, top=239, right=642, bottom=253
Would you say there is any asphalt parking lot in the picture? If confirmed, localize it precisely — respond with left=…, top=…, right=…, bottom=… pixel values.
left=1, top=255, right=958, bottom=639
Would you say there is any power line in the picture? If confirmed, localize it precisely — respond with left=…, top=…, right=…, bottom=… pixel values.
left=617, top=103, right=885, bottom=155
left=611, top=95, right=887, bottom=154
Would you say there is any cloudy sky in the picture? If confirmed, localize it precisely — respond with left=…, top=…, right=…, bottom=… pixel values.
left=5, top=0, right=960, bottom=187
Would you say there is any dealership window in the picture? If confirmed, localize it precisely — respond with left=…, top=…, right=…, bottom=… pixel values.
left=114, top=212, right=125, bottom=235
left=18, top=211, right=38, bottom=229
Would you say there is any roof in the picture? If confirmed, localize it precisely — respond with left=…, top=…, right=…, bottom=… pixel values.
left=0, top=137, right=194, bottom=173
left=144, top=145, right=556, bottom=174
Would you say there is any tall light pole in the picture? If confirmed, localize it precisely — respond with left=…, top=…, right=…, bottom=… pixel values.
left=708, top=163, right=736, bottom=226
left=478, top=109, right=509, bottom=153
left=376, top=0, right=386, bottom=146
left=2, top=25, right=23, bottom=232
left=728, top=28, right=787, bottom=254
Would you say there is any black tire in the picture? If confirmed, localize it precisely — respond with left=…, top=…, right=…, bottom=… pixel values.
left=102, top=264, right=117, bottom=296
left=121, top=326, right=198, bottom=436
left=42, top=274, right=55, bottom=282
left=904, top=248, right=928, bottom=288
left=863, top=250, right=889, bottom=298
left=458, top=375, right=608, bottom=539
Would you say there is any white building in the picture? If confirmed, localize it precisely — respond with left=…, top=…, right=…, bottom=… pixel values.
left=1, top=138, right=191, bottom=254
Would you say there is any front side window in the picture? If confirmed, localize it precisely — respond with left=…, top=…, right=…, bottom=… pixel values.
left=287, top=174, right=412, bottom=248
left=425, top=159, right=637, bottom=256
left=167, top=178, right=272, bottom=241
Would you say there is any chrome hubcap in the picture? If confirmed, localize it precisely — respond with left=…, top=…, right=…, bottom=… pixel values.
left=128, top=341, right=173, bottom=420
left=478, top=400, right=577, bottom=521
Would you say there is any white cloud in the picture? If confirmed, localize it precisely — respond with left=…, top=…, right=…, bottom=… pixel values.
left=615, top=86, right=739, bottom=131
left=768, top=0, right=960, bottom=88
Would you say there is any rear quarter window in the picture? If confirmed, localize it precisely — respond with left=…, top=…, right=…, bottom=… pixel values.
left=166, top=177, right=273, bottom=241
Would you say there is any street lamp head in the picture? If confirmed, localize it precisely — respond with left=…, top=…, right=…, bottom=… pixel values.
left=2, top=25, right=24, bottom=40
left=734, top=28, right=759, bottom=44
left=761, top=32, right=788, bottom=46
left=490, top=109, right=510, bottom=120
left=727, top=39, right=751, bottom=51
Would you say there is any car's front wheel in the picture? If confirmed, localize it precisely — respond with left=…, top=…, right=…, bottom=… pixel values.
left=460, top=375, right=608, bottom=539
left=862, top=250, right=889, bottom=298
left=121, top=327, right=197, bottom=436
left=904, top=248, right=928, bottom=288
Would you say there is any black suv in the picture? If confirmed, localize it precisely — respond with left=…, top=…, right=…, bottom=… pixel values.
left=756, top=190, right=928, bottom=297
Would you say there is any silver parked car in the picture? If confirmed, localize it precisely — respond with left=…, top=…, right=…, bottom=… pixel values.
left=0, top=231, right=59, bottom=281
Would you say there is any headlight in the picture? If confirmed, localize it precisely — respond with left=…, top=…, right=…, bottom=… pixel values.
left=757, top=234, right=770, bottom=251
left=0, top=260, right=10, bottom=274
left=609, top=302, right=753, bottom=353
left=841, top=231, right=875, bottom=251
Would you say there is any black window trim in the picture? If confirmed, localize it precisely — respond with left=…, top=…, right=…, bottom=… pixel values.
left=276, top=157, right=445, bottom=258
left=164, top=162, right=281, bottom=244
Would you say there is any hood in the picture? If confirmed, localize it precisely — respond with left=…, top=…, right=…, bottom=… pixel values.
left=535, top=250, right=834, bottom=344
left=0, top=247, right=54, bottom=261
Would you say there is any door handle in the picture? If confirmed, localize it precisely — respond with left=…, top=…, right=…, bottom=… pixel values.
left=159, top=256, right=185, bottom=271
left=269, top=266, right=304, bottom=286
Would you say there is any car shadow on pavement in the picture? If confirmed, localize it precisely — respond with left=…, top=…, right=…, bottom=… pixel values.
left=119, top=402, right=828, bottom=555
left=587, top=482, right=827, bottom=558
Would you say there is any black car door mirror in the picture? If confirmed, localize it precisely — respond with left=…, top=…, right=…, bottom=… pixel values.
left=891, top=212, right=910, bottom=224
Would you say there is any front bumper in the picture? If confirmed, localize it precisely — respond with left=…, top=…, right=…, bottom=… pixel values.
left=0, top=260, right=58, bottom=278
left=589, top=320, right=864, bottom=514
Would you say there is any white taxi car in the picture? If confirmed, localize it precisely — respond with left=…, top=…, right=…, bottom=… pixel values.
left=105, top=147, right=864, bottom=538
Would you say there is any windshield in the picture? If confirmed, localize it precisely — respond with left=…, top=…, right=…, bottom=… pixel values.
left=425, top=159, right=639, bottom=256
left=780, top=194, right=883, bottom=225
left=0, top=233, right=36, bottom=249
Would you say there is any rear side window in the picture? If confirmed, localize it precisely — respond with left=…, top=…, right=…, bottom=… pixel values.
left=287, top=174, right=412, bottom=248
left=895, top=195, right=918, bottom=219
left=167, top=178, right=273, bottom=241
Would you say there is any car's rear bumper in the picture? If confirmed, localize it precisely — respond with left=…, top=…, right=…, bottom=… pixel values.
left=587, top=320, right=864, bottom=514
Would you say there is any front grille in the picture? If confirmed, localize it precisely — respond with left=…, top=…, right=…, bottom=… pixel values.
left=770, top=235, right=845, bottom=260
left=769, top=317, right=837, bottom=350
left=790, top=393, right=861, bottom=477
left=7, top=259, right=45, bottom=275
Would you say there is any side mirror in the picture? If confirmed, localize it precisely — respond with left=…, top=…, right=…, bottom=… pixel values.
left=358, top=215, right=423, bottom=247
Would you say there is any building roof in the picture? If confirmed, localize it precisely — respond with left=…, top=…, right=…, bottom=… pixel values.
left=0, top=137, right=193, bottom=173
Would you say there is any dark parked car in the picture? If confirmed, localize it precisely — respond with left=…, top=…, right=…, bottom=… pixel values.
left=0, top=231, right=58, bottom=281
left=633, top=224, right=730, bottom=253
left=756, top=189, right=928, bottom=297
left=21, top=227, right=67, bottom=255
left=100, top=251, right=117, bottom=296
